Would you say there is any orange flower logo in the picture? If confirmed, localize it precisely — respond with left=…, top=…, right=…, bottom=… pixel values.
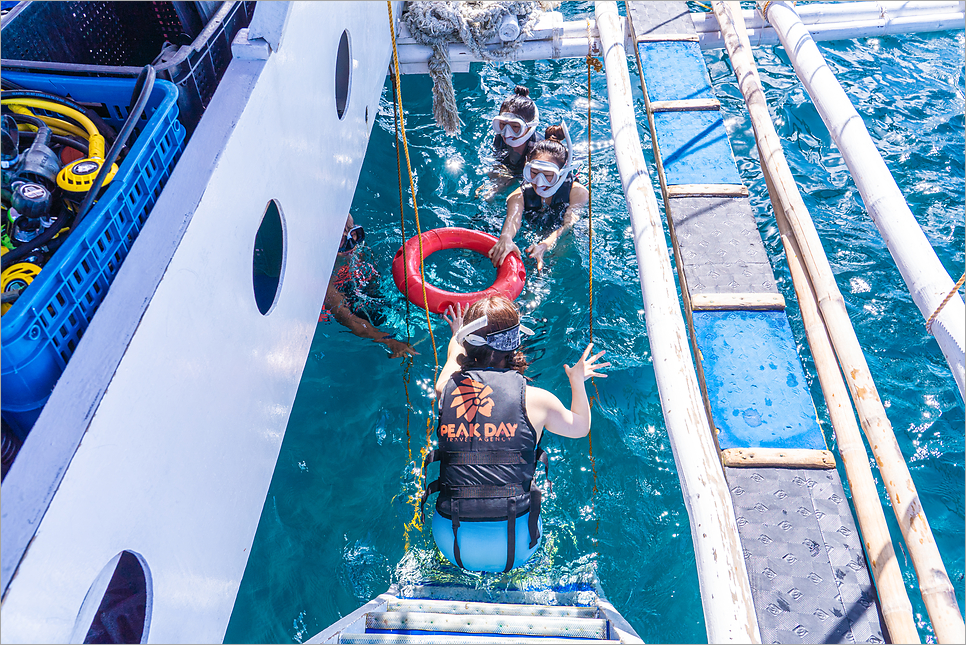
left=450, top=377, right=494, bottom=422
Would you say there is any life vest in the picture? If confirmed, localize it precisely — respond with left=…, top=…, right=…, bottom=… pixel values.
left=493, top=131, right=543, bottom=176
left=421, top=368, right=548, bottom=572
left=522, top=175, right=573, bottom=231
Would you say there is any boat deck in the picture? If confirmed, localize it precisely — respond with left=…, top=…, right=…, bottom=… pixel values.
left=627, top=3, right=884, bottom=642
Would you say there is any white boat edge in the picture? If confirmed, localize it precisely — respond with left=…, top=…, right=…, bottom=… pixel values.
left=0, top=2, right=397, bottom=642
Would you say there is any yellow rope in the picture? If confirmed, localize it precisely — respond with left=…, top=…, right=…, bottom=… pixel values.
left=926, top=271, right=966, bottom=334
left=388, top=0, right=439, bottom=536
left=586, top=20, right=600, bottom=533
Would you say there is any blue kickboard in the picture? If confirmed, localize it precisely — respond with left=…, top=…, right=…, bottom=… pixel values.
left=653, top=111, right=742, bottom=186
left=637, top=41, right=714, bottom=102
left=692, top=311, right=827, bottom=451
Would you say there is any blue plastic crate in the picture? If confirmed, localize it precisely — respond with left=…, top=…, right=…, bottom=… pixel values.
left=2, top=73, right=186, bottom=436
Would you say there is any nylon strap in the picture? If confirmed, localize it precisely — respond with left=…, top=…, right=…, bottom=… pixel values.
left=451, top=499, right=464, bottom=569
left=504, top=496, right=516, bottom=573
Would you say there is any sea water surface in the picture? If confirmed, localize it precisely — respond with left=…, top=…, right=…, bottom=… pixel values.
left=226, top=6, right=964, bottom=643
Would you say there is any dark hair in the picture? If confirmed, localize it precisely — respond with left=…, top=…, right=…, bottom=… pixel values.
left=457, top=295, right=529, bottom=375
left=499, top=85, right=536, bottom=122
left=528, top=124, right=568, bottom=167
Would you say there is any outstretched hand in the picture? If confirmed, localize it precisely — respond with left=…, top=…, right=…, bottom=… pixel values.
left=442, top=302, right=465, bottom=336
left=564, top=343, right=610, bottom=382
left=385, top=338, right=418, bottom=358
left=526, top=240, right=549, bottom=271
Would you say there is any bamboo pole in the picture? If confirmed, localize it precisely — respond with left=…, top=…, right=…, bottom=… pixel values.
left=595, top=2, right=760, bottom=642
left=761, top=1, right=965, bottom=402
left=713, top=2, right=964, bottom=641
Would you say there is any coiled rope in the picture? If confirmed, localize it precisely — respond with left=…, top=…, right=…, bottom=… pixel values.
left=388, top=1, right=439, bottom=536
left=402, top=1, right=557, bottom=135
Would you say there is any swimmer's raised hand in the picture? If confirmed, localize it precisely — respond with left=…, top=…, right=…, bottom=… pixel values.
left=442, top=302, right=465, bottom=336
left=526, top=241, right=549, bottom=271
left=564, top=343, right=610, bottom=382
left=385, top=338, right=418, bottom=359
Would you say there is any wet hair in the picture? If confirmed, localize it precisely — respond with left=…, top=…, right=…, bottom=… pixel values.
left=528, top=124, right=568, bottom=167
left=499, top=85, right=536, bottom=122
left=457, top=295, right=529, bottom=375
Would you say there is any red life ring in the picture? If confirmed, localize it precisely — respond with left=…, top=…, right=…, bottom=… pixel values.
left=391, top=227, right=526, bottom=314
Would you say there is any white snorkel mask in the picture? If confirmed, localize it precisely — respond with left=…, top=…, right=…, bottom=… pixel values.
left=522, top=121, right=576, bottom=199
left=455, top=315, right=534, bottom=352
left=491, top=105, right=540, bottom=147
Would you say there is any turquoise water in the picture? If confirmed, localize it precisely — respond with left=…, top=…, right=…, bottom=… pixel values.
left=225, top=7, right=964, bottom=643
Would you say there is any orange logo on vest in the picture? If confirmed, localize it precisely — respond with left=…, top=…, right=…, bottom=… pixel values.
left=450, top=377, right=494, bottom=423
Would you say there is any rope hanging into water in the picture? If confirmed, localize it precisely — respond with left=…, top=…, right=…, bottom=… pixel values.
left=586, top=20, right=602, bottom=527
left=926, top=271, right=966, bottom=334
left=389, top=0, right=440, bottom=534
left=401, top=1, right=558, bottom=135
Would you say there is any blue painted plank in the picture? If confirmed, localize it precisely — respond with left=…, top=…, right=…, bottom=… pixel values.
left=692, top=311, right=827, bottom=451
left=653, top=111, right=742, bottom=185
left=638, top=41, right=714, bottom=102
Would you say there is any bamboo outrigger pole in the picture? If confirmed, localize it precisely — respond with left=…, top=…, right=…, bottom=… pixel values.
left=761, top=1, right=965, bottom=402
left=711, top=2, right=965, bottom=642
left=595, top=3, right=760, bottom=642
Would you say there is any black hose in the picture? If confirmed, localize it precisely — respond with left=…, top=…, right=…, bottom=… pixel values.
left=5, top=113, right=89, bottom=154
left=0, top=201, right=73, bottom=270
left=15, top=130, right=89, bottom=156
left=0, top=89, right=118, bottom=144
left=73, top=66, right=155, bottom=228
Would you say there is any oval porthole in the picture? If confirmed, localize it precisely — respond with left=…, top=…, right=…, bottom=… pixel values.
left=253, top=199, right=286, bottom=315
left=335, top=30, right=351, bottom=119
left=71, top=550, right=152, bottom=644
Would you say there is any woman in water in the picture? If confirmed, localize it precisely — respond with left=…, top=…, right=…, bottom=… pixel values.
left=487, top=124, right=588, bottom=271
left=477, top=86, right=542, bottom=201
left=421, top=296, right=609, bottom=573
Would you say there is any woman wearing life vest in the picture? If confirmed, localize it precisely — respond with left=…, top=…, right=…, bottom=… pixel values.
left=477, top=86, right=543, bottom=201
left=421, top=296, right=609, bottom=573
left=488, top=123, right=588, bottom=271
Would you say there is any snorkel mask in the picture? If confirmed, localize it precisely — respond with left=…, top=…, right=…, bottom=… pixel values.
left=456, top=315, right=534, bottom=352
left=491, top=105, right=540, bottom=147
left=522, top=122, right=576, bottom=199
left=339, top=225, right=365, bottom=254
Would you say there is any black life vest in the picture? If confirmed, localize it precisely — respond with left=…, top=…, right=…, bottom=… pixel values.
left=522, top=176, right=573, bottom=231
left=493, top=131, right=543, bottom=176
left=421, top=368, right=549, bottom=572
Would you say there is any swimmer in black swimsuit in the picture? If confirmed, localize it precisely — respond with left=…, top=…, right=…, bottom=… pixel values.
left=477, top=86, right=543, bottom=202
left=488, top=124, right=589, bottom=271
left=322, top=214, right=417, bottom=358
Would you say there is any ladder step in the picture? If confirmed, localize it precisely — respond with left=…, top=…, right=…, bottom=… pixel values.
left=387, top=598, right=598, bottom=619
left=340, top=634, right=623, bottom=644
left=366, top=611, right=609, bottom=639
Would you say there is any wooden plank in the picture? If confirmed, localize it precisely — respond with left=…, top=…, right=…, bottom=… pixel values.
left=722, top=447, right=836, bottom=469
left=626, top=1, right=696, bottom=38
left=636, top=33, right=699, bottom=42
left=650, top=98, right=720, bottom=112
left=667, top=184, right=749, bottom=197
left=691, top=292, right=786, bottom=311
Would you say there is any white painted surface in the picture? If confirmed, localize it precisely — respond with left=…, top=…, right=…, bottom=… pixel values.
left=595, top=2, right=760, bottom=643
left=761, top=0, right=965, bottom=400
left=0, top=2, right=394, bottom=643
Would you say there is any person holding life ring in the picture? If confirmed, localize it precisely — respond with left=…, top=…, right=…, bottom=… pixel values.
left=488, top=123, right=588, bottom=272
left=477, top=86, right=543, bottom=202
left=421, top=295, right=609, bottom=573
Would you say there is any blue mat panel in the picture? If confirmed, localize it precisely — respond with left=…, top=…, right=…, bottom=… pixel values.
left=692, top=311, right=826, bottom=450
left=653, top=110, right=742, bottom=186
left=637, top=41, right=714, bottom=102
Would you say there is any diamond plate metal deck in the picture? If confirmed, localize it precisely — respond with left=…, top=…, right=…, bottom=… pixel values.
left=668, top=196, right=780, bottom=295
left=728, top=467, right=884, bottom=644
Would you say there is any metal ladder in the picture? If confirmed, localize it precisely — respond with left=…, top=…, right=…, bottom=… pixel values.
left=308, top=585, right=642, bottom=644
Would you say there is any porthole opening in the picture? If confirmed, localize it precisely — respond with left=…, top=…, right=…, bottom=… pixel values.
left=74, top=550, right=151, bottom=644
left=253, top=200, right=285, bottom=315
left=335, top=30, right=351, bottom=119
